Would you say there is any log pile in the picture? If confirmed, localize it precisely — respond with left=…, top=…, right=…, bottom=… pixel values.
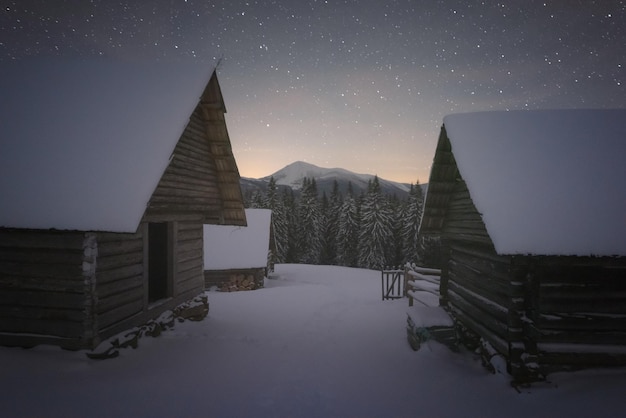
left=219, top=273, right=260, bottom=292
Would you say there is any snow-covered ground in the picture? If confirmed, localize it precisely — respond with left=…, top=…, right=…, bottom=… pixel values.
left=1, top=264, right=625, bottom=417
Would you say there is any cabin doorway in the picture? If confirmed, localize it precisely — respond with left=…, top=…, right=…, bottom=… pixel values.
left=148, top=222, right=172, bottom=303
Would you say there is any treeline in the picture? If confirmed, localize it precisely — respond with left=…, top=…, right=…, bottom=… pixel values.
left=245, top=176, right=441, bottom=270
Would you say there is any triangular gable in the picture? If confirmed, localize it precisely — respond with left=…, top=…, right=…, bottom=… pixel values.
left=0, top=57, right=218, bottom=232
left=423, top=109, right=626, bottom=256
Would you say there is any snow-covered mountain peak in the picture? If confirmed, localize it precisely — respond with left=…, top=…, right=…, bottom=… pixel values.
left=264, top=160, right=410, bottom=193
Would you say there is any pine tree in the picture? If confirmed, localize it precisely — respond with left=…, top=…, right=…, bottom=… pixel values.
left=296, top=177, right=322, bottom=264
left=282, top=188, right=299, bottom=263
left=337, top=182, right=360, bottom=267
left=401, top=180, right=424, bottom=264
left=266, top=177, right=289, bottom=263
left=387, top=194, right=405, bottom=267
left=320, top=180, right=342, bottom=265
left=358, top=176, right=393, bottom=269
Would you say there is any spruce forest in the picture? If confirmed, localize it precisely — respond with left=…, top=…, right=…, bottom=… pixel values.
left=244, top=176, right=441, bottom=269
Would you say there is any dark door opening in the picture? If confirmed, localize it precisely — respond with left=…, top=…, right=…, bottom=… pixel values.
left=148, top=222, right=170, bottom=303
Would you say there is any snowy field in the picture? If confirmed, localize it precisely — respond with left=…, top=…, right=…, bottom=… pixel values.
left=1, top=264, right=625, bottom=417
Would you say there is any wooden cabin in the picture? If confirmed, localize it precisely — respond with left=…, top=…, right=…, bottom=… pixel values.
left=0, top=58, right=246, bottom=350
left=420, top=109, right=626, bottom=382
left=204, top=209, right=275, bottom=291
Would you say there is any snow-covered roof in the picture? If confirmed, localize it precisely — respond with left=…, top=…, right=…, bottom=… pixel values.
left=442, top=109, right=626, bottom=256
left=0, top=56, right=214, bottom=232
left=204, top=209, right=272, bottom=270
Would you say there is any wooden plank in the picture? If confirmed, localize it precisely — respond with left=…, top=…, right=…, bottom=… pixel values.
left=0, top=289, right=86, bottom=309
left=96, top=237, right=143, bottom=257
left=0, top=317, right=84, bottom=338
left=0, top=274, right=86, bottom=293
left=97, top=286, right=144, bottom=315
left=448, top=286, right=509, bottom=332
left=96, top=251, right=143, bottom=271
left=0, top=229, right=84, bottom=250
left=97, top=272, right=143, bottom=298
left=0, top=260, right=82, bottom=280
left=0, top=248, right=82, bottom=265
left=97, top=299, right=144, bottom=330
left=0, top=305, right=86, bottom=322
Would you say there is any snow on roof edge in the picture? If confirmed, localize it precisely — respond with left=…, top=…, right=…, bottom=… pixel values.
left=442, top=109, right=626, bottom=257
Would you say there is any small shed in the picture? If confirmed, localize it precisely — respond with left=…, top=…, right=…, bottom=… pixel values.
left=0, top=57, right=246, bottom=350
left=420, top=109, right=626, bottom=381
left=204, top=209, right=275, bottom=291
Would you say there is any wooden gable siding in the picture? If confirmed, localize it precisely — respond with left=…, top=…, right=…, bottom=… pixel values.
left=521, top=256, right=626, bottom=373
left=145, top=106, right=223, bottom=223
left=420, top=127, right=458, bottom=235
left=0, top=229, right=96, bottom=349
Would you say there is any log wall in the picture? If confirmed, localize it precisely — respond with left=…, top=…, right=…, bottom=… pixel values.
left=0, top=229, right=95, bottom=349
left=439, top=180, right=523, bottom=375
left=524, top=256, right=626, bottom=373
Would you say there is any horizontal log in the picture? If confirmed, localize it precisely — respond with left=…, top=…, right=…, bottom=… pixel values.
left=176, top=266, right=203, bottom=284
left=0, top=274, right=85, bottom=293
left=0, top=260, right=82, bottom=280
left=449, top=302, right=509, bottom=357
left=141, top=212, right=204, bottom=224
left=0, top=305, right=86, bottom=322
left=0, top=289, right=87, bottom=309
left=0, top=229, right=84, bottom=250
left=530, top=326, right=626, bottom=345
left=96, top=251, right=143, bottom=271
left=177, top=275, right=204, bottom=295
left=96, top=236, right=143, bottom=257
left=151, top=184, right=216, bottom=200
left=97, top=299, right=144, bottom=330
left=448, top=267, right=510, bottom=309
left=166, top=159, right=215, bottom=177
left=537, top=312, right=626, bottom=331
left=177, top=228, right=203, bottom=242
left=97, top=286, right=144, bottom=315
left=97, top=272, right=144, bottom=298
left=537, top=299, right=626, bottom=314
left=448, top=289, right=509, bottom=339
left=176, top=249, right=204, bottom=263
left=537, top=344, right=626, bottom=370
left=0, top=247, right=82, bottom=265
left=178, top=257, right=203, bottom=275
left=0, top=317, right=85, bottom=338
left=96, top=231, right=141, bottom=243
left=155, top=176, right=219, bottom=194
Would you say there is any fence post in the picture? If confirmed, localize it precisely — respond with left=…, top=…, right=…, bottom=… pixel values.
left=381, top=269, right=384, bottom=301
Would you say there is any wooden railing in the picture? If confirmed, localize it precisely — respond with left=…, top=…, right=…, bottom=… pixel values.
left=405, top=265, right=442, bottom=307
left=381, top=264, right=442, bottom=304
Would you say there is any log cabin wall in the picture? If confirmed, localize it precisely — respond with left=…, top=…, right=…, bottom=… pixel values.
left=440, top=180, right=517, bottom=364
left=93, top=230, right=145, bottom=342
left=522, top=256, right=626, bottom=374
left=0, top=228, right=96, bottom=349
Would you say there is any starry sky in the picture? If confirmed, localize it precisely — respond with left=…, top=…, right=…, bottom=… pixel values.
left=2, top=0, right=624, bottom=183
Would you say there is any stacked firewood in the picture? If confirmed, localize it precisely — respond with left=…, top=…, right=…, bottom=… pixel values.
left=219, top=274, right=258, bottom=292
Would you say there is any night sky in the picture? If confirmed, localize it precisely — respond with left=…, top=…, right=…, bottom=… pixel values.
left=2, top=1, right=624, bottom=183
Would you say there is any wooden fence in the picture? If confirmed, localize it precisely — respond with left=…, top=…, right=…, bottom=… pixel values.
left=381, top=267, right=405, bottom=300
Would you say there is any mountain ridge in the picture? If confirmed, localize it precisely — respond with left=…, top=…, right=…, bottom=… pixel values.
left=240, top=161, right=425, bottom=199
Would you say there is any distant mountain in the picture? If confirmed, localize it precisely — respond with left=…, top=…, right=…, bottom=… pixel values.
left=240, top=161, right=425, bottom=199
